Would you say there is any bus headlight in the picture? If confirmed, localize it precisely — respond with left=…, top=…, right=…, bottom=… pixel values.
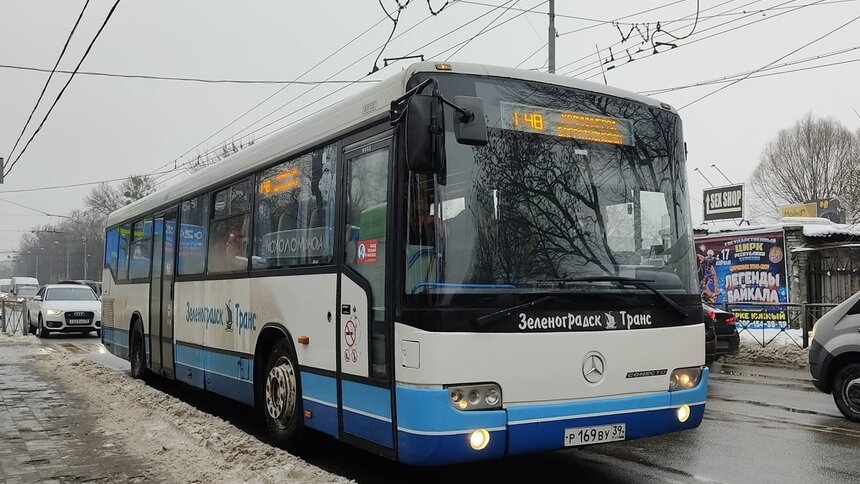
left=669, top=367, right=702, bottom=391
left=447, top=383, right=502, bottom=411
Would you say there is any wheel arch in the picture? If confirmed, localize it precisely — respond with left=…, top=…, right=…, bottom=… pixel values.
left=253, top=322, right=299, bottom=410
left=128, top=311, right=144, bottom=349
left=829, top=351, right=860, bottom=389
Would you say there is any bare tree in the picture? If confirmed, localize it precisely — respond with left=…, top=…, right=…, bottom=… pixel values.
left=749, top=113, right=860, bottom=222
left=84, top=182, right=125, bottom=218
left=121, top=174, right=156, bottom=204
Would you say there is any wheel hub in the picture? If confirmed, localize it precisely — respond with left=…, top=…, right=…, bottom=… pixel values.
left=846, top=378, right=860, bottom=411
left=265, top=357, right=297, bottom=427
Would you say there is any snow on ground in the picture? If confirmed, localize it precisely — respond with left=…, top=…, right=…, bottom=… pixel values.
left=28, top=345, right=351, bottom=484
left=722, top=328, right=810, bottom=368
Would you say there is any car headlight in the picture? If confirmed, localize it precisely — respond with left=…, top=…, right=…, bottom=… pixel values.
left=448, top=383, right=502, bottom=411
left=45, top=309, right=62, bottom=315
left=669, top=367, right=702, bottom=391
left=96, top=309, right=102, bottom=316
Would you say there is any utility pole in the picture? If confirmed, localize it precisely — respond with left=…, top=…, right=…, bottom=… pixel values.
left=548, top=0, right=556, bottom=73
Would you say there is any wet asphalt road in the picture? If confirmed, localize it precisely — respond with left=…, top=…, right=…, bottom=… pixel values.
left=37, top=334, right=860, bottom=484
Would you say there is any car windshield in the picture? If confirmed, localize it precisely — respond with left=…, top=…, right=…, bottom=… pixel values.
left=46, top=287, right=98, bottom=301
left=17, top=286, right=38, bottom=297
left=405, top=74, right=696, bottom=299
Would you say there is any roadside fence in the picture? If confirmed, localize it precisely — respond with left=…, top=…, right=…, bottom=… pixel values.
left=723, top=302, right=839, bottom=349
left=0, top=298, right=28, bottom=336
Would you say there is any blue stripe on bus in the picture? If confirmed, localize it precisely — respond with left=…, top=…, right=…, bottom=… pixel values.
left=342, top=380, right=391, bottom=419
left=394, top=369, right=708, bottom=465
left=395, top=386, right=507, bottom=433
left=342, top=380, right=393, bottom=447
left=102, top=327, right=129, bottom=360
left=174, top=343, right=254, bottom=404
left=301, top=372, right=339, bottom=438
left=397, top=429, right=507, bottom=465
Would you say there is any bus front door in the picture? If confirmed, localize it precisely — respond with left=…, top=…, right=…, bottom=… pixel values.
left=148, top=209, right=177, bottom=378
left=337, top=134, right=395, bottom=452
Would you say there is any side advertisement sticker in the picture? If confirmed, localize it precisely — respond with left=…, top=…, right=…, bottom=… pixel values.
left=695, top=231, right=789, bottom=330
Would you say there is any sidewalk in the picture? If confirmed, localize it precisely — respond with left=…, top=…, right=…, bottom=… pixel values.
left=0, top=335, right=154, bottom=483
left=711, top=360, right=814, bottom=383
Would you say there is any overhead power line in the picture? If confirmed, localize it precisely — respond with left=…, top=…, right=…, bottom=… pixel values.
left=679, top=13, right=860, bottom=109
left=639, top=45, right=860, bottom=95
left=0, top=196, right=69, bottom=218
left=445, top=0, right=523, bottom=60
left=3, top=0, right=122, bottom=180
left=148, top=14, right=392, bottom=178
left=0, top=64, right=382, bottom=85
left=0, top=170, right=175, bottom=194
left=5, top=0, right=91, bottom=167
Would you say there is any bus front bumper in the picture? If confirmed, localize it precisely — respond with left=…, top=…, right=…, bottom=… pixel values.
left=396, top=367, right=708, bottom=466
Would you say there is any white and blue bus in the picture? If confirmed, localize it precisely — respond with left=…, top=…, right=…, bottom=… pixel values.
left=101, top=61, right=706, bottom=465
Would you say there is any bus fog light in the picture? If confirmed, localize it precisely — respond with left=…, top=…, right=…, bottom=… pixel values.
left=676, top=404, right=691, bottom=422
left=468, top=429, right=490, bottom=450
left=669, top=367, right=702, bottom=391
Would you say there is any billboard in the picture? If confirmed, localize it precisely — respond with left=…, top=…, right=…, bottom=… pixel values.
left=703, top=184, right=744, bottom=221
left=695, top=231, right=789, bottom=330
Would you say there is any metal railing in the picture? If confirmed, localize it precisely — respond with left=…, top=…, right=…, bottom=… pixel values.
left=722, top=302, right=839, bottom=349
left=0, top=298, right=28, bottom=336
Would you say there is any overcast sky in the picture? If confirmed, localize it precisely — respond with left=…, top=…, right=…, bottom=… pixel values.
left=1, top=0, right=858, bottom=254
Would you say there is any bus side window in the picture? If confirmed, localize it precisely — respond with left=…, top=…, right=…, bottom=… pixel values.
left=104, top=227, right=119, bottom=275
left=253, top=143, right=337, bottom=270
left=178, top=194, right=209, bottom=275
left=117, top=223, right=131, bottom=281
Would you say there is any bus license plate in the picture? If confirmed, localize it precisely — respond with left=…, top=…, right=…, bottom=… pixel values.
left=564, top=423, right=625, bottom=446
left=69, top=319, right=89, bottom=325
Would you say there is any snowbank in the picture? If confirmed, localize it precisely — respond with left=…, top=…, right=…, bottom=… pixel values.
left=721, top=339, right=809, bottom=368
left=30, top=350, right=351, bottom=484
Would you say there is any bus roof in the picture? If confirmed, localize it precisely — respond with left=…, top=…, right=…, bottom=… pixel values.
left=107, top=61, right=671, bottom=226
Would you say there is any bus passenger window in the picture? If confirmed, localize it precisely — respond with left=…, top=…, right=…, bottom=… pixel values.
left=209, top=181, right=251, bottom=274
left=178, top=194, right=209, bottom=275
left=253, top=143, right=337, bottom=269
left=117, top=222, right=131, bottom=281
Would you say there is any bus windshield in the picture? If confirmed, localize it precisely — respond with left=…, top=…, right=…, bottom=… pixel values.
left=405, top=75, right=696, bottom=298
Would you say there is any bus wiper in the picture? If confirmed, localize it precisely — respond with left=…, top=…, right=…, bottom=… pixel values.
left=552, top=276, right=687, bottom=318
left=473, top=294, right=565, bottom=327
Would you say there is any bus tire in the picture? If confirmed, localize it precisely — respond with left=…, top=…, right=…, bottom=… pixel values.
left=129, top=321, right=149, bottom=381
left=832, top=362, right=860, bottom=422
left=262, top=337, right=303, bottom=449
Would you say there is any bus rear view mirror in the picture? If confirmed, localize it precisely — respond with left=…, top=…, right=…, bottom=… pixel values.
left=405, top=94, right=445, bottom=174
left=452, top=96, right=488, bottom=146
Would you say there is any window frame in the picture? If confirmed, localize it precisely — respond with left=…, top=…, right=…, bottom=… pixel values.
left=127, top=217, right=154, bottom=281
left=207, top=177, right=253, bottom=275
left=177, top=193, right=210, bottom=277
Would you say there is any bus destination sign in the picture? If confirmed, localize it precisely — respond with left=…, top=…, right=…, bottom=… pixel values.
left=499, top=102, right=634, bottom=146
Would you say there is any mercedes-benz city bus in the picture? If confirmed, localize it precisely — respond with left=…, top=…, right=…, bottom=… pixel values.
left=101, top=61, right=706, bottom=465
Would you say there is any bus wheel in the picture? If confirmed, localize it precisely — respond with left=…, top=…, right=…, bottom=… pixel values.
left=263, top=338, right=303, bottom=448
left=130, top=323, right=148, bottom=380
left=833, top=363, right=860, bottom=422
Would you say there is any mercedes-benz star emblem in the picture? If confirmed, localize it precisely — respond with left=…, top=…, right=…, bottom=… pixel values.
left=582, top=352, right=606, bottom=384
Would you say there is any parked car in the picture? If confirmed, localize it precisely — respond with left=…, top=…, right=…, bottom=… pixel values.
left=10, top=276, right=40, bottom=299
left=0, top=278, right=11, bottom=295
left=809, top=290, right=860, bottom=421
left=26, top=284, right=102, bottom=338
left=703, top=303, right=740, bottom=363
left=57, top=279, right=102, bottom=296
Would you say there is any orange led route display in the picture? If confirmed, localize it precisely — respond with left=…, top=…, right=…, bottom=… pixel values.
left=499, top=101, right=634, bottom=146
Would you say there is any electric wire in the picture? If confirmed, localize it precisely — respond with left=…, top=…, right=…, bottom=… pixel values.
left=147, top=15, right=391, bottom=177
left=5, top=0, right=91, bottom=167
left=678, top=13, right=860, bottom=109
left=445, top=0, right=522, bottom=60
left=0, top=170, right=175, bottom=194
left=0, top=64, right=383, bottom=85
left=639, top=45, right=860, bottom=95
left=3, top=0, right=122, bottom=179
